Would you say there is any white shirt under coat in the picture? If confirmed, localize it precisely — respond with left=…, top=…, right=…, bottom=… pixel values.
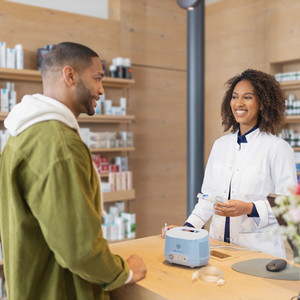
left=186, top=128, right=297, bottom=258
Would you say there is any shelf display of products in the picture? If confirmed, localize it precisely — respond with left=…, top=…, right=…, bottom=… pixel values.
left=0, top=67, right=136, bottom=228
left=79, top=129, right=134, bottom=150
left=102, top=202, right=136, bottom=242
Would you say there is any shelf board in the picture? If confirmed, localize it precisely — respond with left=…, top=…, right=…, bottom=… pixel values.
left=90, top=147, right=134, bottom=153
left=285, top=115, right=300, bottom=123
left=279, top=80, right=300, bottom=90
left=293, top=147, right=300, bottom=152
left=102, top=77, right=135, bottom=88
left=103, top=189, right=135, bottom=203
left=0, top=68, right=41, bottom=82
left=78, top=114, right=135, bottom=123
left=0, top=68, right=135, bottom=87
left=100, top=173, right=109, bottom=178
left=0, top=112, right=135, bottom=123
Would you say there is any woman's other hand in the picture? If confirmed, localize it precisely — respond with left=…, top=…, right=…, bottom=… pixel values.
left=214, top=200, right=253, bottom=217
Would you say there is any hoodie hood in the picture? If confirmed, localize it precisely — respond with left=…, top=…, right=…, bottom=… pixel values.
left=5, top=94, right=79, bottom=136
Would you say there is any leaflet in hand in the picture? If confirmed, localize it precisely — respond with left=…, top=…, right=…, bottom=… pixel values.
left=197, top=193, right=228, bottom=204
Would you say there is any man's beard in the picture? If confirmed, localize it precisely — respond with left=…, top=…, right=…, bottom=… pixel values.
left=76, top=78, right=95, bottom=116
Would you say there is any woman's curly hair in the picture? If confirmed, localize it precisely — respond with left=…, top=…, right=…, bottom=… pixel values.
left=221, top=69, right=285, bottom=134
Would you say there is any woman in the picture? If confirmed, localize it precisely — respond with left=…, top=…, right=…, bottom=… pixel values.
left=165, top=69, right=297, bottom=258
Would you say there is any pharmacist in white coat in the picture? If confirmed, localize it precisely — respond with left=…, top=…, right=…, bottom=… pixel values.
left=164, top=69, right=297, bottom=258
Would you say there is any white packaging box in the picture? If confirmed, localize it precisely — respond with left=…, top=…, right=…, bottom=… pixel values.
left=6, top=48, right=16, bottom=69
left=95, top=96, right=101, bottom=115
left=121, top=212, right=136, bottom=239
left=15, top=44, right=24, bottom=69
left=126, top=171, right=133, bottom=190
left=0, top=130, right=7, bottom=151
left=104, top=100, right=112, bottom=115
left=78, top=127, right=90, bottom=145
left=101, top=181, right=111, bottom=193
left=120, top=172, right=127, bottom=190
left=109, top=172, right=116, bottom=191
left=115, top=172, right=122, bottom=191
left=114, top=156, right=128, bottom=171
left=115, top=202, right=125, bottom=214
left=121, top=157, right=129, bottom=171
left=109, top=206, right=119, bottom=219
left=110, top=223, right=118, bottom=241
left=102, top=212, right=114, bottom=225
left=9, top=90, right=17, bottom=111
left=120, top=97, right=127, bottom=115
left=115, top=217, right=125, bottom=240
left=102, top=224, right=110, bottom=240
left=112, top=106, right=122, bottom=115
left=106, top=139, right=116, bottom=148
left=0, top=42, right=6, bottom=68
left=1, top=89, right=9, bottom=112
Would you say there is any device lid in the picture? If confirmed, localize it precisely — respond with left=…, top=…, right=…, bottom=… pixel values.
left=166, top=226, right=208, bottom=240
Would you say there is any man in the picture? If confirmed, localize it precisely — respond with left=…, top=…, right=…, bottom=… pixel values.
left=0, top=42, right=146, bottom=299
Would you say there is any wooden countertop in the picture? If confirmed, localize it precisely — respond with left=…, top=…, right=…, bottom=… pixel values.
left=109, top=235, right=300, bottom=300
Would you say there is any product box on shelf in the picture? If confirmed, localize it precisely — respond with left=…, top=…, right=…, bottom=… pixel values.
left=0, top=41, right=24, bottom=70
left=102, top=203, right=135, bottom=242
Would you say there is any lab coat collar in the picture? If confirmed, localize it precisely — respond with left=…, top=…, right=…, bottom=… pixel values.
left=235, top=127, right=260, bottom=150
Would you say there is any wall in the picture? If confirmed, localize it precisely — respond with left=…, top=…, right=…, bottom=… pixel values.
left=205, top=0, right=268, bottom=160
left=6, top=0, right=108, bottom=19
left=118, top=0, right=187, bottom=237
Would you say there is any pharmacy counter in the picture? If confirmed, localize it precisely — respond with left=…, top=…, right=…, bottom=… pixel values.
left=109, top=235, right=300, bottom=300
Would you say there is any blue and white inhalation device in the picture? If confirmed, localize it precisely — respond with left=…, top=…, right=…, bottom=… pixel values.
left=164, top=226, right=210, bottom=268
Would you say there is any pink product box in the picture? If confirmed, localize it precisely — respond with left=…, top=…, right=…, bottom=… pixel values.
left=109, top=164, right=119, bottom=172
left=92, top=154, right=101, bottom=169
left=100, top=164, right=109, bottom=174
left=100, top=157, right=109, bottom=165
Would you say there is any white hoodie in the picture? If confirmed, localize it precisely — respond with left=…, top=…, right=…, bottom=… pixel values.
left=5, top=93, right=79, bottom=136
left=4, top=93, right=106, bottom=215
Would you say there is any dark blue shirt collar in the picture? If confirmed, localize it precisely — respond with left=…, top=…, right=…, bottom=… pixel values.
left=237, top=125, right=258, bottom=145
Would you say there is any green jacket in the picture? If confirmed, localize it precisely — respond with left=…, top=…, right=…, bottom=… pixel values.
left=0, top=120, right=129, bottom=300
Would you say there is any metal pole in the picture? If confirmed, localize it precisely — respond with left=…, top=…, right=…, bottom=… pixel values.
left=187, top=1, right=205, bottom=216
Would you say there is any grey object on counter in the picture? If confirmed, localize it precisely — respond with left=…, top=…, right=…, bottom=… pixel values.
left=232, top=258, right=300, bottom=281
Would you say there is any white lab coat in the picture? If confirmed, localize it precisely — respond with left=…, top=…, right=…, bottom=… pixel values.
left=186, top=128, right=297, bottom=258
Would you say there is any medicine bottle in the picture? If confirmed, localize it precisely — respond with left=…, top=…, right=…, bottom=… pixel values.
left=115, top=57, right=124, bottom=78
left=123, top=58, right=132, bottom=79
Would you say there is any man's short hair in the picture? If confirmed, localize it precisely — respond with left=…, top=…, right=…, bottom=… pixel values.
left=41, top=42, right=99, bottom=77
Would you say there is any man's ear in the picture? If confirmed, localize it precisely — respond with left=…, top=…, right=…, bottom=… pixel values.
left=62, top=65, right=77, bottom=86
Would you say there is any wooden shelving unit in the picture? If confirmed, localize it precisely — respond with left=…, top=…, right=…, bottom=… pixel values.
left=90, top=147, right=134, bottom=153
left=0, top=112, right=135, bottom=123
left=0, top=68, right=135, bottom=87
left=285, top=115, right=300, bottom=123
left=0, top=66, right=137, bottom=241
left=279, top=80, right=300, bottom=91
left=78, top=114, right=135, bottom=124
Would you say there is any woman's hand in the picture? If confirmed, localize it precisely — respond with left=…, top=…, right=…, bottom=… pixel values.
left=214, top=200, right=253, bottom=217
left=161, top=225, right=178, bottom=239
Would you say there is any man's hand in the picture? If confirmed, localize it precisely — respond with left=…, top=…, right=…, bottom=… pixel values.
left=126, top=254, right=147, bottom=284
left=214, top=200, right=253, bottom=217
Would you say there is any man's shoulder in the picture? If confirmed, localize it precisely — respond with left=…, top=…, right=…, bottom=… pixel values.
left=11, top=120, right=86, bottom=160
